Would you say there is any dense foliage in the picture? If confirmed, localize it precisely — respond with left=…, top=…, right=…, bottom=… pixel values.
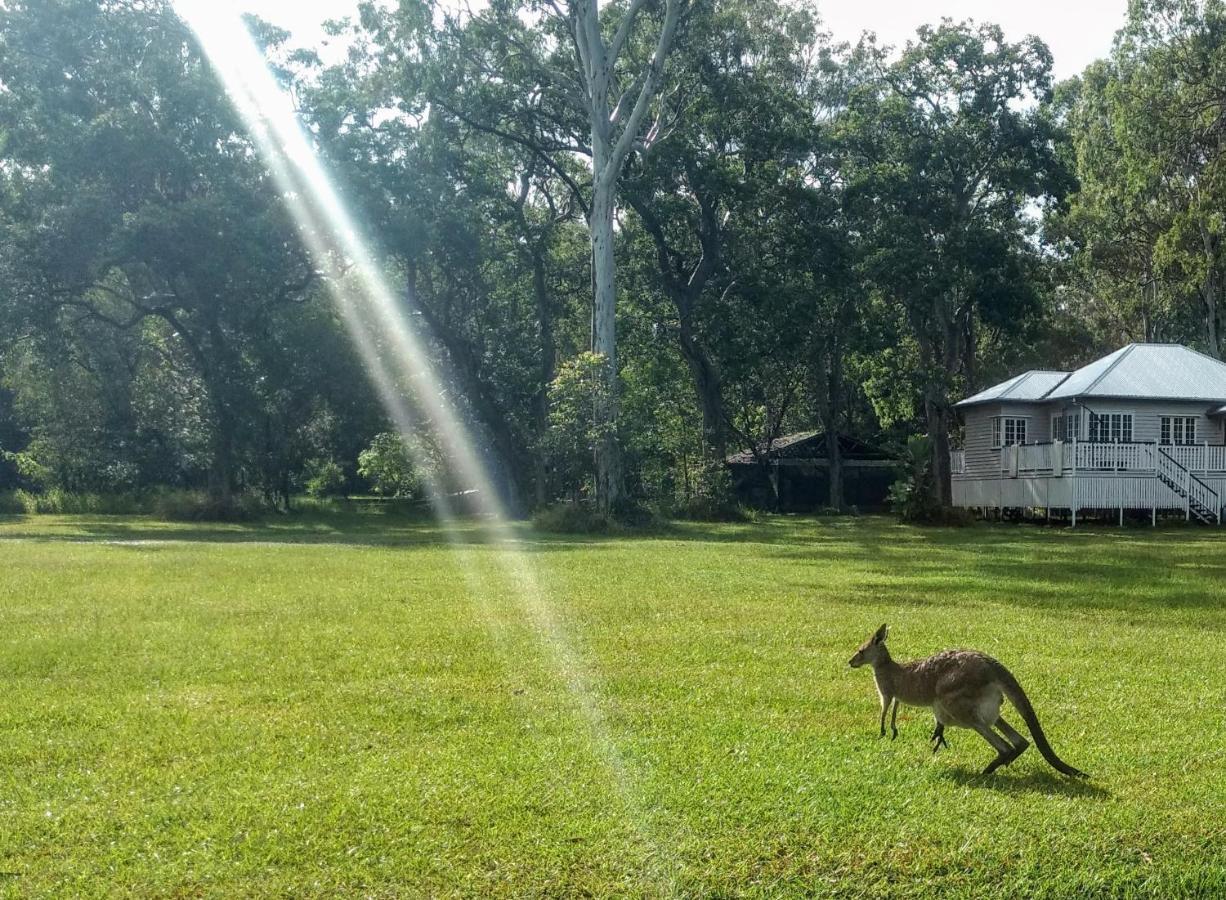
left=2, top=0, right=1222, bottom=516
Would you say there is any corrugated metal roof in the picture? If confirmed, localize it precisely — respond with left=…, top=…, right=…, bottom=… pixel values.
left=725, top=432, right=895, bottom=465
left=955, top=344, right=1226, bottom=407
left=1046, top=343, right=1226, bottom=401
left=955, top=370, right=1070, bottom=407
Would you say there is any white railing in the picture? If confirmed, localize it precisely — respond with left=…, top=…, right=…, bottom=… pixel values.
left=1156, top=447, right=1221, bottom=520
left=1073, top=442, right=1152, bottom=471
left=1017, top=443, right=1054, bottom=474
left=987, top=442, right=1226, bottom=476
left=1163, top=444, right=1226, bottom=474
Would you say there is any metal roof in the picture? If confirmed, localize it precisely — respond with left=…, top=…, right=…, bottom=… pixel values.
left=955, top=370, right=1070, bottom=407
left=725, top=431, right=895, bottom=465
left=1045, top=343, right=1226, bottom=401
left=956, top=344, right=1226, bottom=407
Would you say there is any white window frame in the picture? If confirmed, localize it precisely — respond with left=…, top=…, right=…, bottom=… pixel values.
left=1051, top=410, right=1081, bottom=442
left=992, top=416, right=1029, bottom=449
left=1160, top=416, right=1198, bottom=446
left=1088, top=412, right=1133, bottom=443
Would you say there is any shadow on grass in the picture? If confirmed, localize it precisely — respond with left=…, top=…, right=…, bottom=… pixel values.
left=6, top=511, right=1226, bottom=623
left=0, top=510, right=867, bottom=550
left=937, top=765, right=1112, bottom=800
left=759, top=519, right=1226, bottom=614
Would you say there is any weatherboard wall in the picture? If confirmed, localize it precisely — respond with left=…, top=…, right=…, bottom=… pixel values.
left=960, top=400, right=1226, bottom=479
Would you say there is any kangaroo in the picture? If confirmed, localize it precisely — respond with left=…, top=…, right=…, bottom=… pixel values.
left=848, top=624, right=1088, bottom=778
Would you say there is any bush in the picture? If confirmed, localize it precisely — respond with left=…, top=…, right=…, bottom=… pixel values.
left=358, top=433, right=421, bottom=498
left=304, top=458, right=346, bottom=498
left=149, top=490, right=263, bottom=522
left=665, top=494, right=750, bottom=522
left=9, top=489, right=143, bottom=515
left=532, top=501, right=616, bottom=534
left=888, top=435, right=942, bottom=523
left=0, top=450, right=50, bottom=490
left=657, top=463, right=746, bottom=522
left=888, top=436, right=970, bottom=525
left=0, top=492, right=23, bottom=515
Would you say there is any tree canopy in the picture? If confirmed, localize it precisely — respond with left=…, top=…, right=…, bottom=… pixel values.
left=0, top=0, right=1220, bottom=514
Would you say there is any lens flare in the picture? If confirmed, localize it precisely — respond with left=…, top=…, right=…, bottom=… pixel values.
left=172, top=0, right=673, bottom=884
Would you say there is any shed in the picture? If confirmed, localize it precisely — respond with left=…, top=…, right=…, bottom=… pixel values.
left=725, top=432, right=898, bottom=511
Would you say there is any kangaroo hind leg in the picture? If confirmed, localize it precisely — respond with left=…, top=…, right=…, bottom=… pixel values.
left=930, top=721, right=948, bottom=754
left=995, top=716, right=1029, bottom=763
left=970, top=722, right=1016, bottom=775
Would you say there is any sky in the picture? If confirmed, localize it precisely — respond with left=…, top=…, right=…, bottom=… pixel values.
left=228, top=0, right=1129, bottom=82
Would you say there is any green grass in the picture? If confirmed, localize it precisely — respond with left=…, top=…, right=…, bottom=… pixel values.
left=0, top=511, right=1224, bottom=897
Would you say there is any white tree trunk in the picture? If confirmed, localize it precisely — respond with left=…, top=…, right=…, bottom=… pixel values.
left=590, top=176, right=622, bottom=509
left=570, top=0, right=683, bottom=513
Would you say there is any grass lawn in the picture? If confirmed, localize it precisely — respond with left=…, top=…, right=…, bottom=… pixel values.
left=1, top=511, right=1224, bottom=897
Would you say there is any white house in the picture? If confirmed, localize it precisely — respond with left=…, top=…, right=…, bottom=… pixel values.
left=950, top=343, right=1226, bottom=525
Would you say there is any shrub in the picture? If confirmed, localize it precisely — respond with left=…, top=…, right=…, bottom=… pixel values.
left=888, top=435, right=943, bottom=523
left=9, top=489, right=143, bottom=515
left=358, top=433, right=421, bottom=498
left=0, top=492, right=23, bottom=515
left=304, top=458, right=346, bottom=498
left=532, top=501, right=616, bottom=534
left=673, top=464, right=746, bottom=522
left=544, top=353, right=615, bottom=502
left=150, top=489, right=263, bottom=522
left=0, top=450, right=50, bottom=490
left=888, top=436, right=971, bottom=525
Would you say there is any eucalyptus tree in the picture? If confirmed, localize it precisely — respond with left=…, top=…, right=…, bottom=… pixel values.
left=412, top=0, right=691, bottom=511
left=300, top=10, right=596, bottom=511
left=1057, top=0, right=1226, bottom=356
left=840, top=22, right=1069, bottom=505
left=1048, top=64, right=1179, bottom=346
left=619, top=0, right=824, bottom=467
left=0, top=0, right=317, bottom=501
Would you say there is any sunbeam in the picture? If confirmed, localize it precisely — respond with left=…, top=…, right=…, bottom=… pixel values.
left=170, top=0, right=674, bottom=885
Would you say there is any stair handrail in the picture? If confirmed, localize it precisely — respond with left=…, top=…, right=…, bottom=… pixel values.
left=1157, top=446, right=1220, bottom=521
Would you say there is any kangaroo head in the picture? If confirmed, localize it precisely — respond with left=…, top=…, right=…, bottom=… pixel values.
left=848, top=623, right=889, bottom=668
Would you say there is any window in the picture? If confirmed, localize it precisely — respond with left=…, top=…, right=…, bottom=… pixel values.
left=1161, top=416, right=1198, bottom=446
left=1088, top=413, right=1132, bottom=443
left=992, top=416, right=1028, bottom=448
left=1051, top=411, right=1081, bottom=442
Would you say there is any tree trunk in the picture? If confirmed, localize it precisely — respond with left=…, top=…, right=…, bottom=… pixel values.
left=531, top=240, right=555, bottom=509
left=1201, top=228, right=1222, bottom=359
left=677, top=326, right=726, bottom=463
left=824, top=428, right=844, bottom=511
left=207, top=403, right=236, bottom=503
left=589, top=179, right=623, bottom=512
left=926, top=396, right=953, bottom=507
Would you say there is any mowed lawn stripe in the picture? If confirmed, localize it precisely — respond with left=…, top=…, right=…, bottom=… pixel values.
left=0, top=513, right=1223, bottom=897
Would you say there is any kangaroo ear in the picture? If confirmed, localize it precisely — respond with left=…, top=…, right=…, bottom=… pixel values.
left=873, top=623, right=888, bottom=644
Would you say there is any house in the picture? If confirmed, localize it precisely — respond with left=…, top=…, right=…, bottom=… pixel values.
left=726, top=432, right=898, bottom=511
left=951, top=343, right=1226, bottom=525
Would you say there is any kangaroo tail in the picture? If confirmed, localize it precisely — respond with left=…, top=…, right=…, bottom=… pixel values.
left=993, top=663, right=1088, bottom=778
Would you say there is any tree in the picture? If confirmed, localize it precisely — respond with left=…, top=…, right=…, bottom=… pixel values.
left=0, top=0, right=316, bottom=502
left=420, top=0, right=691, bottom=512
left=1056, top=1, right=1226, bottom=356
left=621, top=0, right=824, bottom=467
left=840, top=22, right=1069, bottom=505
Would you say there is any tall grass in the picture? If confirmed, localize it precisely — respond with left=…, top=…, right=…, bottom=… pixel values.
left=0, top=488, right=265, bottom=520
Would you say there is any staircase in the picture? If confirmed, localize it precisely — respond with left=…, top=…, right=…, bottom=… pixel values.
left=1155, top=447, right=1221, bottom=524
